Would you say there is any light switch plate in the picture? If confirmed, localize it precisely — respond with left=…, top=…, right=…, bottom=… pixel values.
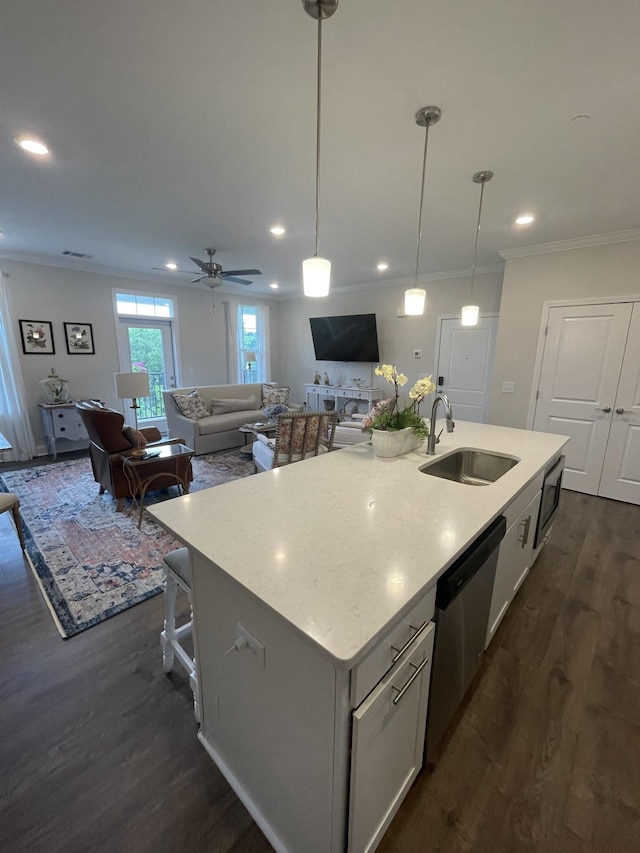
left=413, top=349, right=422, bottom=359
left=502, top=381, right=516, bottom=393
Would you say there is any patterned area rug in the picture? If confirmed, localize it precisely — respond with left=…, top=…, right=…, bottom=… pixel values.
left=0, top=451, right=254, bottom=638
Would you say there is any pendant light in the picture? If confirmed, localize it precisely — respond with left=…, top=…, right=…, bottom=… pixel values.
left=461, top=170, right=493, bottom=326
left=302, top=0, right=338, bottom=298
left=404, top=106, right=442, bottom=316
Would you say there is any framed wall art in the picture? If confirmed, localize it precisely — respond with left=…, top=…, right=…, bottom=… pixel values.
left=19, top=319, right=55, bottom=355
left=64, top=322, right=95, bottom=354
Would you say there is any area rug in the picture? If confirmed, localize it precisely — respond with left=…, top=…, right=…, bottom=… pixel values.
left=0, top=451, right=254, bottom=638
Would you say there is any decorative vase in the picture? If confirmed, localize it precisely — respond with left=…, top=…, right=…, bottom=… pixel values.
left=371, top=427, right=422, bottom=458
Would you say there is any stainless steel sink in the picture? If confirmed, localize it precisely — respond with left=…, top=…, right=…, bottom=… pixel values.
left=419, top=448, right=519, bottom=485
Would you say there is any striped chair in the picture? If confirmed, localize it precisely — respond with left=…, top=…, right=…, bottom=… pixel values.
left=252, top=411, right=338, bottom=473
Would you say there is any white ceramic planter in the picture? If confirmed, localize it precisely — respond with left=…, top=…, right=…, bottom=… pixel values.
left=371, top=427, right=422, bottom=458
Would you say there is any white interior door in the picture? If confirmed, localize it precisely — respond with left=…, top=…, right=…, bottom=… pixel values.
left=435, top=315, right=498, bottom=423
left=532, top=302, right=632, bottom=495
left=599, top=303, right=640, bottom=503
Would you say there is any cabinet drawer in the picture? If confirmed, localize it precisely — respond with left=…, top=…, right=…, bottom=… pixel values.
left=350, top=587, right=436, bottom=708
left=349, top=622, right=435, bottom=853
left=501, top=470, right=544, bottom=528
left=53, top=411, right=87, bottom=440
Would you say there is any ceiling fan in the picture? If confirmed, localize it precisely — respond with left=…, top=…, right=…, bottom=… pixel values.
left=155, top=248, right=262, bottom=286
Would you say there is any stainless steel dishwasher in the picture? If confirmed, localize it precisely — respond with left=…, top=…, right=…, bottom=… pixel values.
left=425, top=514, right=506, bottom=759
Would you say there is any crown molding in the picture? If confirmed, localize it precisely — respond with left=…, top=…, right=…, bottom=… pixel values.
left=499, top=228, right=640, bottom=260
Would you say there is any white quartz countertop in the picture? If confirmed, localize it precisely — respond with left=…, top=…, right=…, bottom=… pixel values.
left=148, top=421, right=568, bottom=669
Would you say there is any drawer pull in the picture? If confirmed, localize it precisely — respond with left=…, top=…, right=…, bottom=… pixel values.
left=391, top=657, right=429, bottom=706
left=391, top=619, right=430, bottom=664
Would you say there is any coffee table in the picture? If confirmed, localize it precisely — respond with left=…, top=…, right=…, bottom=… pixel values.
left=239, top=422, right=278, bottom=455
left=122, top=443, right=194, bottom=528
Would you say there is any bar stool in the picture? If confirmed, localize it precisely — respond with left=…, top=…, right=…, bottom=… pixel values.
left=161, top=547, right=199, bottom=722
left=0, top=493, right=26, bottom=550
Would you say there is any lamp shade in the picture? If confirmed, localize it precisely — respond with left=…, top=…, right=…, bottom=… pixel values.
left=303, top=257, right=331, bottom=297
left=114, top=372, right=150, bottom=400
left=404, top=288, right=426, bottom=316
left=461, top=304, right=480, bottom=326
left=244, top=352, right=256, bottom=363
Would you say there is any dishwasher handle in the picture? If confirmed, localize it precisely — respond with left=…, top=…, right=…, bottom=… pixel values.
left=435, top=515, right=506, bottom=610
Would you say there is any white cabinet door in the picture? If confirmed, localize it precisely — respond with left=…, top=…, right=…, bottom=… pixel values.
left=533, top=303, right=632, bottom=494
left=599, top=303, right=640, bottom=504
left=486, top=491, right=541, bottom=647
left=349, top=622, right=435, bottom=853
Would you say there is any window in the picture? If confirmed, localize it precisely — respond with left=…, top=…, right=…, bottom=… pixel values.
left=239, top=305, right=258, bottom=382
left=116, top=292, right=174, bottom=318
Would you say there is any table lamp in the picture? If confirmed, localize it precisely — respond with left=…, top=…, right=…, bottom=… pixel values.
left=114, top=372, right=150, bottom=455
left=245, top=351, right=256, bottom=371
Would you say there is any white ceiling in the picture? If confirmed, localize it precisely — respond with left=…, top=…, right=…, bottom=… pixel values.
left=1, top=0, right=639, bottom=297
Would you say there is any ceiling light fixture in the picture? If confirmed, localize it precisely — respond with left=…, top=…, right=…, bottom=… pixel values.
left=301, top=0, right=338, bottom=298
left=165, top=262, right=178, bottom=270
left=515, top=214, right=534, bottom=226
left=15, top=137, right=49, bottom=156
left=270, top=282, right=279, bottom=289
left=405, top=106, right=441, bottom=316
left=270, top=226, right=286, bottom=236
left=377, top=262, right=389, bottom=271
left=461, top=170, right=493, bottom=327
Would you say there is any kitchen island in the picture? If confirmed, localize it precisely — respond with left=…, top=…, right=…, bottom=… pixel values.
left=148, top=421, right=568, bottom=853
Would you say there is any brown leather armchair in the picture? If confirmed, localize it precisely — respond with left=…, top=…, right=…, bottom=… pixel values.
left=76, top=403, right=193, bottom=511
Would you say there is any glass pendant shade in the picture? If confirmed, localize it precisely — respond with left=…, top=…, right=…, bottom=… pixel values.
left=303, top=256, right=331, bottom=297
left=461, top=304, right=480, bottom=326
left=405, top=288, right=426, bottom=316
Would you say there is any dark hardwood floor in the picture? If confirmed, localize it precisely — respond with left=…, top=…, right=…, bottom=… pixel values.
left=1, top=489, right=638, bottom=852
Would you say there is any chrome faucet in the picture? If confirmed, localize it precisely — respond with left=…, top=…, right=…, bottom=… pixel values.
left=426, top=394, right=454, bottom=455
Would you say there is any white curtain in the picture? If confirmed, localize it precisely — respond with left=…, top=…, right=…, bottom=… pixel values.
left=256, top=303, right=272, bottom=382
left=0, top=272, right=36, bottom=462
left=223, top=299, right=240, bottom=384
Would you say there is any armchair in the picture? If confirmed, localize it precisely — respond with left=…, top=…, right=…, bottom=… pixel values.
left=76, top=402, right=193, bottom=511
left=252, top=411, right=338, bottom=473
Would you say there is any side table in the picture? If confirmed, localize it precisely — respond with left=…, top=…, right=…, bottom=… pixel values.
left=122, top=443, right=194, bottom=528
left=238, top=422, right=278, bottom=456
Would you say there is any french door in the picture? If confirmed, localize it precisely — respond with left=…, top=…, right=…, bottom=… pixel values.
left=116, top=318, right=176, bottom=430
left=532, top=301, right=640, bottom=504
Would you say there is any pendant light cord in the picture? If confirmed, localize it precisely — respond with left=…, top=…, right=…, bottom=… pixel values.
left=469, top=179, right=486, bottom=303
left=414, top=120, right=432, bottom=286
left=314, top=11, right=323, bottom=259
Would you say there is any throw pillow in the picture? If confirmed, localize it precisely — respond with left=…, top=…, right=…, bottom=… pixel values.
left=172, top=389, right=209, bottom=420
left=122, top=425, right=148, bottom=448
left=262, top=384, right=290, bottom=406
left=210, top=396, right=258, bottom=415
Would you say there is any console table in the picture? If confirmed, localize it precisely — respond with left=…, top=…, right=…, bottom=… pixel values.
left=304, top=384, right=382, bottom=413
left=39, top=402, right=91, bottom=459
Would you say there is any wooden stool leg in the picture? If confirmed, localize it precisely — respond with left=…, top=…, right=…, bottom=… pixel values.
left=161, top=573, right=177, bottom=672
left=11, top=503, right=26, bottom=550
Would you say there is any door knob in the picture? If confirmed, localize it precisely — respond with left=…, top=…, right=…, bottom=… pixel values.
left=616, top=407, right=625, bottom=415
left=596, top=406, right=612, bottom=413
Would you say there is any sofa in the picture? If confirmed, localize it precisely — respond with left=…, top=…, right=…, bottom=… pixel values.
left=163, top=383, right=302, bottom=455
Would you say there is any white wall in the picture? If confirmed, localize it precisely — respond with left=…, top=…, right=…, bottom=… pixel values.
left=1, top=258, right=281, bottom=451
left=279, top=271, right=503, bottom=406
left=489, top=240, right=640, bottom=428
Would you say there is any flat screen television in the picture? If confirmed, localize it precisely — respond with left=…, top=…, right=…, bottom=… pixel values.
left=309, top=313, right=380, bottom=363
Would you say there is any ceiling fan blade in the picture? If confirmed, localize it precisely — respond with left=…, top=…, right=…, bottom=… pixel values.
left=153, top=267, right=197, bottom=274
left=190, top=274, right=207, bottom=283
left=189, top=256, right=212, bottom=273
left=222, top=276, right=253, bottom=285
left=221, top=268, right=262, bottom=277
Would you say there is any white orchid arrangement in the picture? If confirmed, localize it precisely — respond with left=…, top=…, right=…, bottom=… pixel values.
left=361, top=364, right=435, bottom=440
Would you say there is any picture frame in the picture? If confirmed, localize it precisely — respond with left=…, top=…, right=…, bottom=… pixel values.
left=64, top=322, right=95, bottom=355
left=19, top=319, right=55, bottom=355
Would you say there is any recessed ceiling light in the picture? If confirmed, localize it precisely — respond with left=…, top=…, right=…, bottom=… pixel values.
left=270, top=282, right=279, bottom=289
left=270, top=226, right=286, bottom=236
left=15, top=137, right=49, bottom=156
left=376, top=262, right=389, bottom=271
left=515, top=214, right=535, bottom=226
left=165, top=262, right=178, bottom=270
